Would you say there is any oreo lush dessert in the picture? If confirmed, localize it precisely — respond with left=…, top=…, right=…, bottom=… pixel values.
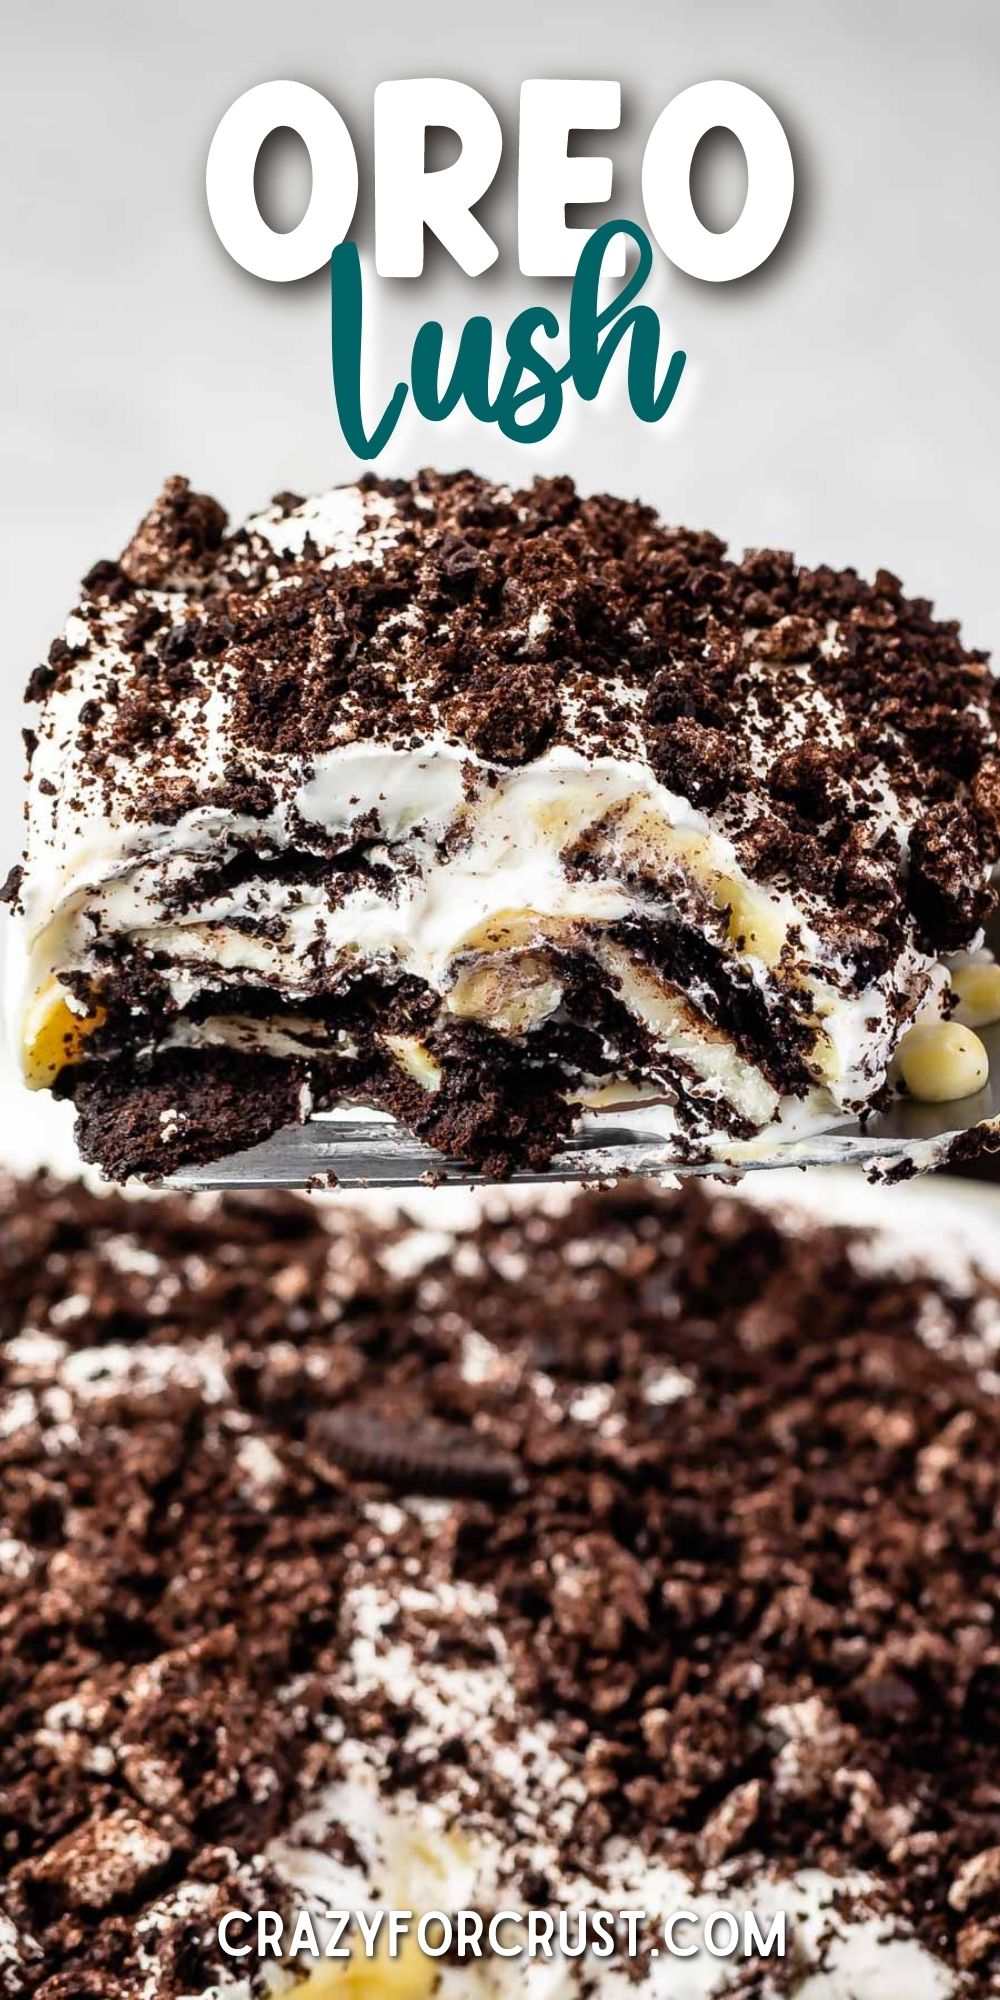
left=2, top=1174, right=1000, bottom=1993
left=6, top=469, right=1000, bottom=1181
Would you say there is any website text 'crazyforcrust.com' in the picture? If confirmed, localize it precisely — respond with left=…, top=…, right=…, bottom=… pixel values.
left=217, top=1904, right=788, bottom=1965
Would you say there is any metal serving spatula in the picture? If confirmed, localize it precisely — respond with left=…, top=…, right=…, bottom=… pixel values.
left=164, top=1016, right=1000, bottom=1191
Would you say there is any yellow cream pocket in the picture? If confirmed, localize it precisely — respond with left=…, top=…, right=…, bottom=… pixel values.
left=290, top=1929, right=437, bottom=1999
left=22, top=979, right=105, bottom=1089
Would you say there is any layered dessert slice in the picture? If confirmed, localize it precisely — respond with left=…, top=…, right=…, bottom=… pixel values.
left=6, top=469, right=1000, bottom=1180
left=2, top=1171, right=1000, bottom=1994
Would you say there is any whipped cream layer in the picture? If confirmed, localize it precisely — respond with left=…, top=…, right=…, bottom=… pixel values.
left=15, top=729, right=931, bottom=1134
left=9, top=471, right=998, bottom=1177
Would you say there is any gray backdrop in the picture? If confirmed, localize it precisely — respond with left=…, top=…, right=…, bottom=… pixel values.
left=2, top=0, right=997, bottom=1167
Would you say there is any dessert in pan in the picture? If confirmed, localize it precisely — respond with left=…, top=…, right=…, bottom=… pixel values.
left=2, top=1172, right=999, bottom=1995
left=7, top=468, right=1000, bottom=1184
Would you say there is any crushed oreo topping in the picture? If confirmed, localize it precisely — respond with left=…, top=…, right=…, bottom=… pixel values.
left=118, top=476, right=227, bottom=590
left=2, top=1174, right=1000, bottom=1990
left=25, top=471, right=999, bottom=936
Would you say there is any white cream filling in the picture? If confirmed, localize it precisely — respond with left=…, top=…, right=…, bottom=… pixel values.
left=15, top=740, right=933, bottom=1138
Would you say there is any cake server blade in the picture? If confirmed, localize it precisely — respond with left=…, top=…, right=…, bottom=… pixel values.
left=163, top=1043, right=1000, bottom=1191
